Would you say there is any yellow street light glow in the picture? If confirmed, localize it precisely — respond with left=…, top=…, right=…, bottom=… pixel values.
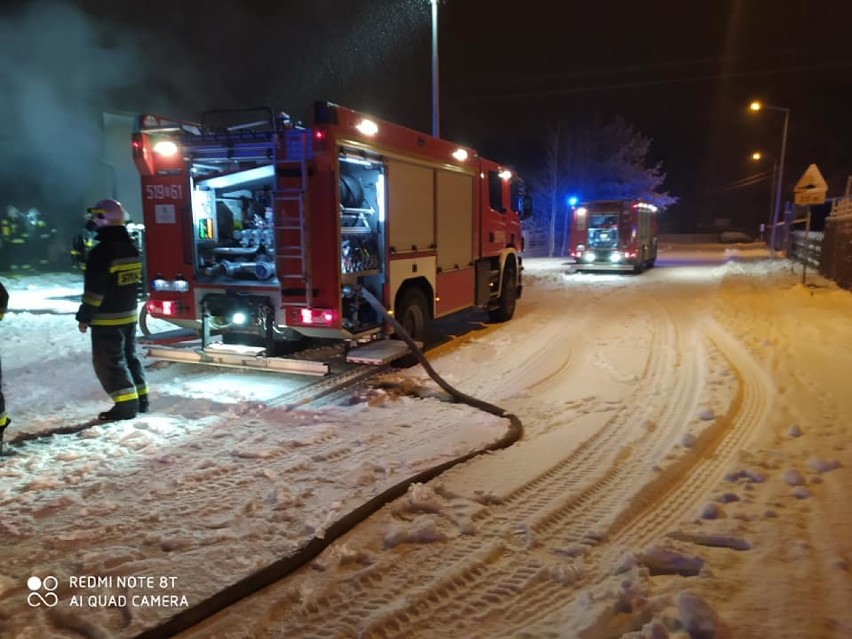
left=747, top=100, right=790, bottom=255
left=452, top=148, right=468, bottom=161
left=355, top=119, right=378, bottom=136
left=752, top=151, right=762, bottom=161
left=498, top=169, right=512, bottom=180
left=152, top=140, right=178, bottom=157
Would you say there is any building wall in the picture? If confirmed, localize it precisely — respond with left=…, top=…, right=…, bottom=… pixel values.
left=84, top=112, right=142, bottom=222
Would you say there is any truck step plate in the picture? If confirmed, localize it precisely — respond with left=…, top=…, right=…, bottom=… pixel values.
left=144, top=344, right=330, bottom=376
left=346, top=340, right=410, bottom=365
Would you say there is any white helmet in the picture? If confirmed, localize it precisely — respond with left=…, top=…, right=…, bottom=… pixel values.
left=88, top=199, right=127, bottom=227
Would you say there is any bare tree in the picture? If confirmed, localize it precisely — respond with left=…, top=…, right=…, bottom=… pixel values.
left=527, top=115, right=677, bottom=257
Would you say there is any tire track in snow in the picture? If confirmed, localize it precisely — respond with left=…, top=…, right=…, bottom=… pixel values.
left=509, top=317, right=775, bottom=638
left=445, top=282, right=624, bottom=403
left=177, top=279, right=740, bottom=639
left=384, top=306, right=696, bottom=637
left=456, top=304, right=705, bottom=634
left=359, top=301, right=738, bottom=638
left=350, top=300, right=674, bottom=637
left=605, top=317, right=773, bottom=545
left=455, top=315, right=577, bottom=402
left=239, top=298, right=675, bottom=638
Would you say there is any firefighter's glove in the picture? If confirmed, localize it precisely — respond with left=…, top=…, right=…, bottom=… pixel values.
left=78, top=322, right=88, bottom=334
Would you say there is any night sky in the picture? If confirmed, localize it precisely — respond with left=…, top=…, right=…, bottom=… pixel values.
left=2, top=0, right=851, bottom=233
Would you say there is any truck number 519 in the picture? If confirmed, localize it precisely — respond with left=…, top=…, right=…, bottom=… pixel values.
left=145, top=184, right=183, bottom=200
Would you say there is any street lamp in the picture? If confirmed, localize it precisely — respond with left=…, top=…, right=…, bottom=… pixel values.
left=749, top=100, right=790, bottom=253
left=430, top=0, right=439, bottom=138
left=751, top=151, right=777, bottom=243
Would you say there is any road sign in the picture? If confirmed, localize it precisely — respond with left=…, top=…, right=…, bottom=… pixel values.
left=795, top=190, right=826, bottom=205
left=794, top=163, right=828, bottom=205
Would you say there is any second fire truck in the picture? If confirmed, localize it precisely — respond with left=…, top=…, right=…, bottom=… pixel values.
left=132, top=102, right=530, bottom=373
left=567, top=199, right=658, bottom=273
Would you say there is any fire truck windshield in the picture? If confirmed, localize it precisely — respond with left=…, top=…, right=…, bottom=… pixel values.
left=588, top=213, right=619, bottom=249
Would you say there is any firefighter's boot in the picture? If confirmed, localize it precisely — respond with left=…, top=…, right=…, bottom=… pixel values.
left=138, top=395, right=149, bottom=414
left=98, top=403, right=137, bottom=422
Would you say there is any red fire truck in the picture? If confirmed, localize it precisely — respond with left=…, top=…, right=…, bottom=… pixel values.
left=567, top=199, right=658, bottom=273
left=132, top=103, right=529, bottom=374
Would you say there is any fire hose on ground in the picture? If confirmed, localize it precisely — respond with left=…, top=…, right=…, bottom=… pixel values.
left=134, top=287, right=523, bottom=639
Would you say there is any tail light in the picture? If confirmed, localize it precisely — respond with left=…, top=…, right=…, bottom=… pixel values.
left=147, top=298, right=180, bottom=316
left=312, top=128, right=328, bottom=152
left=288, top=307, right=338, bottom=327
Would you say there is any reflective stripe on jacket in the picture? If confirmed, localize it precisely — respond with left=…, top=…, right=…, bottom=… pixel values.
left=75, top=226, right=142, bottom=326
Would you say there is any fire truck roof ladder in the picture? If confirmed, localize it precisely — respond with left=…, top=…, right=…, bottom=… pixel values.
left=275, top=130, right=313, bottom=308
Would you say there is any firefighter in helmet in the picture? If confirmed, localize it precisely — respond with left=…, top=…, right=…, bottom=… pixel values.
left=1, top=205, right=31, bottom=272
left=75, top=199, right=149, bottom=421
left=24, top=208, right=57, bottom=270
left=71, top=214, right=98, bottom=271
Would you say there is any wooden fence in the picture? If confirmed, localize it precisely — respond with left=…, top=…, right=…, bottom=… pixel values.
left=819, top=210, right=852, bottom=290
left=781, top=195, right=852, bottom=290
left=782, top=197, right=852, bottom=289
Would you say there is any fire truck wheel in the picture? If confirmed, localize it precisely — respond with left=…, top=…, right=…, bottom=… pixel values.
left=396, top=287, right=430, bottom=344
left=488, top=263, right=517, bottom=323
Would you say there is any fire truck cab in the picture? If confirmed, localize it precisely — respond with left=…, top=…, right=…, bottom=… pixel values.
left=132, top=103, right=529, bottom=373
left=568, top=199, right=658, bottom=273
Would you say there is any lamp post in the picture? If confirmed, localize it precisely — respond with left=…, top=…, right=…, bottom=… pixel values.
left=749, top=101, right=790, bottom=253
left=430, top=0, right=439, bottom=138
left=750, top=151, right=777, bottom=243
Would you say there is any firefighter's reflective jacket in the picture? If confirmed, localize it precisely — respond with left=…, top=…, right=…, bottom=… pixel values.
left=1, top=213, right=30, bottom=271
left=75, top=226, right=142, bottom=327
left=71, top=222, right=98, bottom=271
left=30, top=217, right=57, bottom=268
left=1, top=217, right=11, bottom=244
